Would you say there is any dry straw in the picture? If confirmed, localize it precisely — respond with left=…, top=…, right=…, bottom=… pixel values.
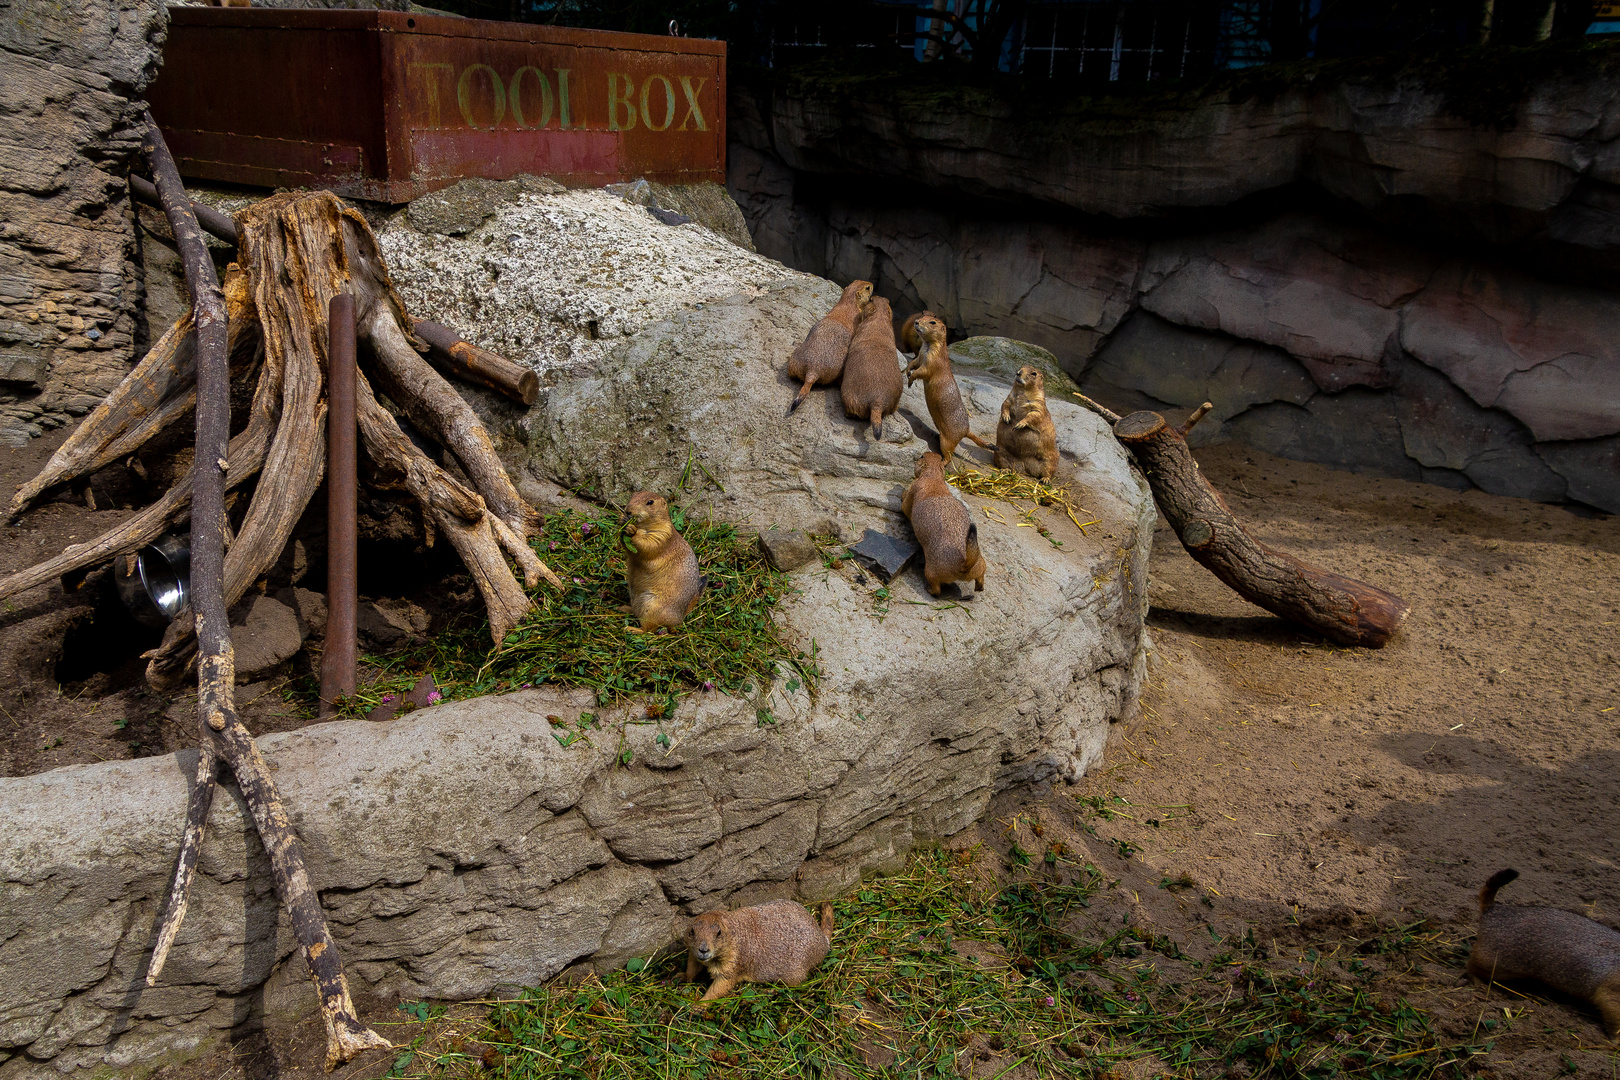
left=946, top=465, right=1099, bottom=536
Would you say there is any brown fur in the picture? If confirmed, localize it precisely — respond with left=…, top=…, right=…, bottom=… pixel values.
left=787, top=280, right=873, bottom=414
left=840, top=296, right=904, bottom=440
left=994, top=366, right=1059, bottom=481
left=684, top=900, right=835, bottom=1001
left=898, top=310, right=930, bottom=357
left=622, top=491, right=704, bottom=633
left=1467, top=869, right=1620, bottom=1039
left=902, top=452, right=987, bottom=597
left=905, top=313, right=993, bottom=464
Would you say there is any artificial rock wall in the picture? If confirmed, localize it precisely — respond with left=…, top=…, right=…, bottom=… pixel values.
left=728, top=48, right=1620, bottom=513
left=0, top=0, right=168, bottom=447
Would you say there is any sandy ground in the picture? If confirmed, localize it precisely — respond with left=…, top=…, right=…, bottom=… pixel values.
left=4, top=431, right=1617, bottom=1077
left=960, top=442, right=1620, bottom=1078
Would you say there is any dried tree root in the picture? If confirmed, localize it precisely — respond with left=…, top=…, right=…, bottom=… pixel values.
left=1111, top=408, right=1409, bottom=647
left=4, top=270, right=258, bottom=522
left=354, top=370, right=538, bottom=642
left=145, top=193, right=334, bottom=688
left=146, top=745, right=219, bottom=986
left=0, top=411, right=274, bottom=603
left=344, top=221, right=535, bottom=539
left=143, top=119, right=389, bottom=1071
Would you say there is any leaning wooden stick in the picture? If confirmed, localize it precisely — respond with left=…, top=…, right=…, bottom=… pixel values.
left=147, top=745, right=217, bottom=985
left=1073, top=394, right=1408, bottom=647
left=142, top=115, right=390, bottom=1070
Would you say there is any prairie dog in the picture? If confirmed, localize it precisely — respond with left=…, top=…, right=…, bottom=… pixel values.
left=994, top=365, right=1059, bottom=481
left=684, top=900, right=835, bottom=1001
left=622, top=491, right=703, bottom=633
left=898, top=310, right=932, bottom=357
left=787, top=279, right=873, bottom=414
left=1467, top=869, right=1620, bottom=1039
left=840, top=296, right=904, bottom=441
left=902, top=451, right=987, bottom=597
left=905, top=312, right=993, bottom=464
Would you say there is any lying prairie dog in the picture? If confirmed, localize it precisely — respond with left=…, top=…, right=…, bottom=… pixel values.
left=684, top=899, right=835, bottom=1001
left=1467, top=868, right=1620, bottom=1039
left=622, top=491, right=703, bottom=633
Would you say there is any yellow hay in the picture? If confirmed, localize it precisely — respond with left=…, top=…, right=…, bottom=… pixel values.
left=947, top=465, right=1098, bottom=535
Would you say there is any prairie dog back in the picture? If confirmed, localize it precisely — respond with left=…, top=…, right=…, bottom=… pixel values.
left=1467, top=869, right=1620, bottom=1038
left=840, top=296, right=903, bottom=440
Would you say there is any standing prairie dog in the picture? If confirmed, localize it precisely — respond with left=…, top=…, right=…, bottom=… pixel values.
left=787, top=279, right=873, bottom=414
left=898, top=310, right=932, bottom=357
left=1467, top=868, right=1620, bottom=1039
left=905, top=312, right=993, bottom=464
left=622, top=491, right=704, bottom=633
left=685, top=900, right=835, bottom=1001
left=995, top=365, right=1059, bottom=481
left=902, top=451, right=987, bottom=597
left=840, top=296, right=904, bottom=441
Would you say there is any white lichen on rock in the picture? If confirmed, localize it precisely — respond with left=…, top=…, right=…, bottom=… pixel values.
left=377, top=186, right=811, bottom=377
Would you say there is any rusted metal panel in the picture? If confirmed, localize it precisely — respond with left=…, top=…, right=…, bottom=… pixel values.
left=147, top=8, right=726, bottom=202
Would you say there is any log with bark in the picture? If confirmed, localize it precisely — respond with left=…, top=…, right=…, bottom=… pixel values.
left=1074, top=395, right=1409, bottom=648
left=1, top=189, right=560, bottom=687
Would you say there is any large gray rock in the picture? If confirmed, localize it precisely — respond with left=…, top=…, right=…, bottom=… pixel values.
left=0, top=0, right=168, bottom=446
left=518, top=275, right=1148, bottom=530
left=947, top=337, right=1079, bottom=400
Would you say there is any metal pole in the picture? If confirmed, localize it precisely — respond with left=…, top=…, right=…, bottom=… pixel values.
left=320, top=293, right=357, bottom=719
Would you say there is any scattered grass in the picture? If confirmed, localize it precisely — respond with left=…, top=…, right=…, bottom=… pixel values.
left=295, top=507, right=816, bottom=717
left=398, top=848, right=1489, bottom=1080
left=947, top=465, right=1097, bottom=541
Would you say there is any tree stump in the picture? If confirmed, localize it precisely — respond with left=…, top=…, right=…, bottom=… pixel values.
left=1, top=191, right=559, bottom=683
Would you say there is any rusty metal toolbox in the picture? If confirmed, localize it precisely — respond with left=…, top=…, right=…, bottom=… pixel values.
left=147, top=7, right=727, bottom=202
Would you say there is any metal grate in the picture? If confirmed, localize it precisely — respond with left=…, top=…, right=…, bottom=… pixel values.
left=1019, top=2, right=1220, bottom=82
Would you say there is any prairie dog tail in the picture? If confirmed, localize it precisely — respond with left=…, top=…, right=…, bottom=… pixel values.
left=869, top=406, right=884, bottom=441
left=788, top=375, right=817, bottom=415
left=818, top=902, right=834, bottom=943
left=1479, top=868, right=1519, bottom=913
left=964, top=521, right=981, bottom=565
left=964, top=432, right=994, bottom=449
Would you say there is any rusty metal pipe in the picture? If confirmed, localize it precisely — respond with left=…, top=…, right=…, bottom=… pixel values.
left=130, top=173, right=239, bottom=246
left=320, top=293, right=358, bottom=719
left=412, top=319, right=539, bottom=405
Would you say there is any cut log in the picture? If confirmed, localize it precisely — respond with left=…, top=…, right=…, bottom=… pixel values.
left=1111, top=409, right=1409, bottom=647
left=413, top=319, right=540, bottom=406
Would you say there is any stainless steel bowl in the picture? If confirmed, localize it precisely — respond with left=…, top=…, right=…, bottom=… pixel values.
left=115, top=534, right=191, bottom=628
